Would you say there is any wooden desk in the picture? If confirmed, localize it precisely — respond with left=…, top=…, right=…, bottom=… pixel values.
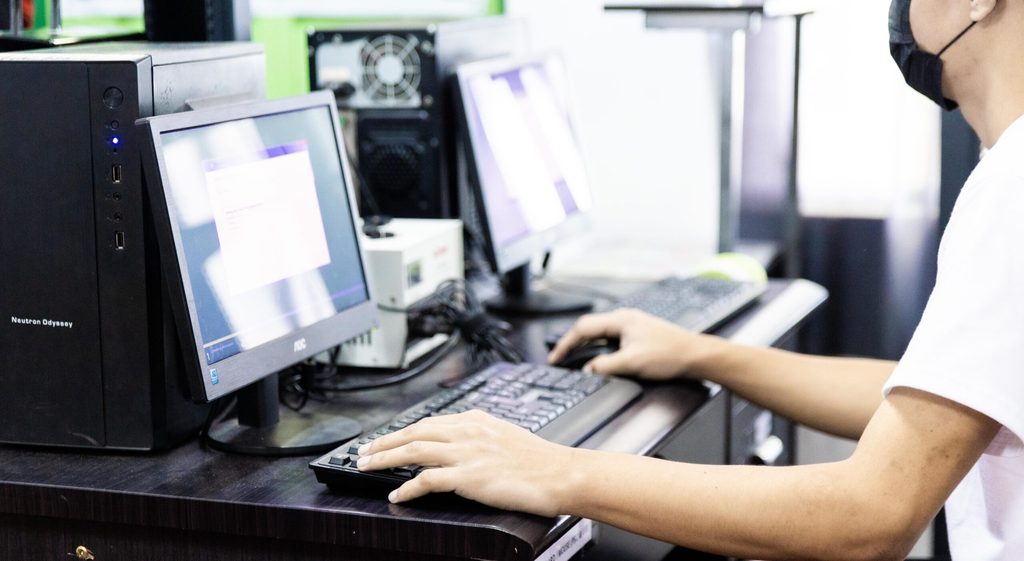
left=0, top=279, right=825, bottom=561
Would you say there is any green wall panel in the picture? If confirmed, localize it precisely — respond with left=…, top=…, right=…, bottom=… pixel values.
left=60, top=16, right=144, bottom=32
left=33, top=0, right=47, bottom=28
left=59, top=1, right=507, bottom=101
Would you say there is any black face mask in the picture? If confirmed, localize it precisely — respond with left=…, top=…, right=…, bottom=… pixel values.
left=889, top=0, right=977, bottom=111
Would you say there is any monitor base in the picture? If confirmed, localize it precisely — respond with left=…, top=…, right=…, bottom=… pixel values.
left=485, top=292, right=593, bottom=317
left=206, top=410, right=362, bottom=457
left=487, top=263, right=594, bottom=316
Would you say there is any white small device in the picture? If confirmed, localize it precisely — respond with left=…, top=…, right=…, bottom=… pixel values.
left=337, top=219, right=464, bottom=368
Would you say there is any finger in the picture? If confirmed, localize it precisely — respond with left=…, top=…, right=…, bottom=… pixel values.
left=548, top=312, right=626, bottom=363
left=416, top=409, right=490, bottom=424
left=584, top=349, right=637, bottom=376
left=389, top=467, right=459, bottom=503
left=358, top=441, right=455, bottom=472
left=363, top=410, right=494, bottom=455
left=363, top=422, right=455, bottom=455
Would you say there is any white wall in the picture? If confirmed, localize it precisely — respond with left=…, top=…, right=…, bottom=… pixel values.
left=507, top=0, right=721, bottom=279
left=797, top=0, right=941, bottom=220
left=797, top=3, right=940, bottom=556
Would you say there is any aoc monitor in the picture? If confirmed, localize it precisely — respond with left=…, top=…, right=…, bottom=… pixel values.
left=139, top=91, right=378, bottom=455
left=456, top=54, right=594, bottom=315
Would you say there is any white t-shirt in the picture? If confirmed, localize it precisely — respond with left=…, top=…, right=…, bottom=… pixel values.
left=884, top=113, right=1024, bottom=561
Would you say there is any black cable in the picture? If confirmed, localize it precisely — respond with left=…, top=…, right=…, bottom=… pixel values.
left=278, top=279, right=524, bottom=408
left=313, top=333, right=460, bottom=393
left=279, top=362, right=318, bottom=411
left=345, top=146, right=385, bottom=219
left=539, top=251, right=553, bottom=278
left=461, top=223, right=494, bottom=279
left=199, top=395, right=237, bottom=448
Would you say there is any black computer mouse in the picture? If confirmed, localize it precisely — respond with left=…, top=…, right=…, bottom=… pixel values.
left=554, top=338, right=620, bottom=371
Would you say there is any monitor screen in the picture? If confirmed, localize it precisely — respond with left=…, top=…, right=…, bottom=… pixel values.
left=459, top=55, right=592, bottom=271
left=145, top=95, right=377, bottom=401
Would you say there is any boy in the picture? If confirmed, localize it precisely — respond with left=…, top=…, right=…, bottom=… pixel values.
left=359, top=1, right=1024, bottom=558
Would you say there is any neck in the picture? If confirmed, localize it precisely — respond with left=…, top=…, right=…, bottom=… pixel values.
left=960, top=84, right=1024, bottom=149
left=954, top=34, right=1024, bottom=148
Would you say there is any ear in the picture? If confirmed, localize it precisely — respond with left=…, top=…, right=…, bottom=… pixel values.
left=969, top=0, right=997, bottom=22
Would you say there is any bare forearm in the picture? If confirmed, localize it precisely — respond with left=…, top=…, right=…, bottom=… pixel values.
left=691, top=339, right=895, bottom=439
left=370, top=391, right=994, bottom=559
left=562, top=450, right=912, bottom=561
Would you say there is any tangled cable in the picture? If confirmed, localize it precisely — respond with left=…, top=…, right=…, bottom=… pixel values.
left=278, top=279, right=523, bottom=411
left=399, top=279, right=523, bottom=365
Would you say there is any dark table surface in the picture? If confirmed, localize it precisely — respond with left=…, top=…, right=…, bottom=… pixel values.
left=0, top=279, right=825, bottom=561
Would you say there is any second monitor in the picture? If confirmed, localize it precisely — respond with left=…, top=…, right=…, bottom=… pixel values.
left=457, top=54, right=595, bottom=315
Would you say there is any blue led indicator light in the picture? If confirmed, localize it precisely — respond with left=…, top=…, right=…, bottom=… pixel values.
left=111, top=137, right=120, bottom=145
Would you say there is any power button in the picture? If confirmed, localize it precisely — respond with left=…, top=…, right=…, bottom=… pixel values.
left=103, top=87, right=125, bottom=109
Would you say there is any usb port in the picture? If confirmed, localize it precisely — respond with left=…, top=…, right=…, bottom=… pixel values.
left=114, top=231, right=126, bottom=250
left=111, top=164, right=122, bottom=184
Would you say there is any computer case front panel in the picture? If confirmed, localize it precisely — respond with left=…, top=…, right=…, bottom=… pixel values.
left=0, top=61, right=108, bottom=447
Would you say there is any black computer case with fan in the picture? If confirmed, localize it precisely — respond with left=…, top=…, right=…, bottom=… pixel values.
left=307, top=17, right=526, bottom=219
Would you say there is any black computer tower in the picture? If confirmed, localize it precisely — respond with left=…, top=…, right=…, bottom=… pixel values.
left=0, top=42, right=265, bottom=450
left=307, top=18, right=526, bottom=219
left=1, top=0, right=14, bottom=33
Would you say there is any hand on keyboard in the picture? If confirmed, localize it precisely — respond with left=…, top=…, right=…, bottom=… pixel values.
left=355, top=409, right=576, bottom=517
left=548, top=309, right=728, bottom=380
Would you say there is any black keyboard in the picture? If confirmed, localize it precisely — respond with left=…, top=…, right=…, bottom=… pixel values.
left=310, top=362, right=642, bottom=491
left=545, top=276, right=766, bottom=350
left=613, top=276, right=766, bottom=333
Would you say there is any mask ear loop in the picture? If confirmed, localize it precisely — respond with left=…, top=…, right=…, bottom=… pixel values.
left=937, top=20, right=978, bottom=57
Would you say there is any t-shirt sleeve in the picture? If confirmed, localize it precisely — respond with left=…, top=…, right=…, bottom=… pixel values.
left=884, top=174, right=1024, bottom=457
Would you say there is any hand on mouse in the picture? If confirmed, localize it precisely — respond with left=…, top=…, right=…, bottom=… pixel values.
left=548, top=309, right=728, bottom=381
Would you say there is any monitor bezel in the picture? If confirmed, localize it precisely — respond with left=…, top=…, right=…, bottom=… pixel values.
left=139, top=90, right=378, bottom=403
left=455, top=53, right=592, bottom=276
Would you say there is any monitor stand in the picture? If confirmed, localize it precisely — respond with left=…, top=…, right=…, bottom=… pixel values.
left=206, top=375, right=362, bottom=457
left=484, top=264, right=593, bottom=317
